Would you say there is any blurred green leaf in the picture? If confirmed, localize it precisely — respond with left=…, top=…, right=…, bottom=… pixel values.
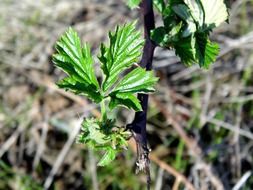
left=172, top=4, right=196, bottom=36
left=183, top=0, right=204, bottom=27
left=98, top=147, right=117, bottom=166
left=77, top=118, right=109, bottom=146
left=153, top=0, right=166, bottom=13
left=151, top=0, right=227, bottom=68
left=127, top=0, right=141, bottom=9
left=150, top=27, right=168, bottom=46
left=195, top=33, right=220, bottom=68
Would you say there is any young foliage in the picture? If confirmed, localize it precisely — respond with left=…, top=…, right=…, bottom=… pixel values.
left=77, top=118, right=131, bottom=166
left=53, top=22, right=158, bottom=165
left=98, top=21, right=144, bottom=92
left=153, top=0, right=166, bottom=13
left=127, top=0, right=141, bottom=9
left=149, top=0, right=229, bottom=68
left=109, top=67, right=158, bottom=111
left=53, top=28, right=102, bottom=103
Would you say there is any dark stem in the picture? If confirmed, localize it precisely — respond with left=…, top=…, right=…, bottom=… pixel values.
left=130, top=0, right=155, bottom=189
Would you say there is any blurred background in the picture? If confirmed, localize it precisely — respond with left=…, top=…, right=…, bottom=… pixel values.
left=0, top=0, right=253, bottom=189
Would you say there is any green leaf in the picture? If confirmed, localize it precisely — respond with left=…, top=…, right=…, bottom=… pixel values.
left=97, top=147, right=117, bottom=166
left=108, top=67, right=158, bottom=111
left=153, top=0, right=166, bottom=13
left=78, top=118, right=131, bottom=166
left=183, top=0, right=204, bottom=27
left=98, top=21, right=144, bottom=92
left=172, top=4, right=192, bottom=21
left=151, top=0, right=227, bottom=67
left=195, top=33, right=220, bottom=68
left=57, top=77, right=102, bottom=103
left=151, top=23, right=183, bottom=45
left=174, top=33, right=219, bottom=68
left=174, top=35, right=197, bottom=66
left=54, top=28, right=99, bottom=87
left=112, top=67, right=158, bottom=93
left=162, top=4, right=173, bottom=18
left=77, top=118, right=109, bottom=146
left=53, top=27, right=101, bottom=102
left=171, top=4, right=196, bottom=37
left=151, top=27, right=168, bottom=47
left=127, top=0, right=141, bottom=9
left=109, top=92, right=142, bottom=111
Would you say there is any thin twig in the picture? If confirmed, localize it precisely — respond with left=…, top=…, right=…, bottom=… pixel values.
left=128, top=139, right=196, bottom=190
left=150, top=153, right=195, bottom=190
left=206, top=118, right=253, bottom=140
left=150, top=95, right=224, bottom=189
left=0, top=118, right=31, bottom=158
left=173, top=103, right=253, bottom=141
left=17, top=129, right=25, bottom=165
left=172, top=177, right=181, bottom=190
left=43, top=118, right=82, bottom=189
left=154, top=168, right=164, bottom=190
left=0, top=127, right=24, bottom=158
left=32, top=122, right=49, bottom=170
left=219, top=94, right=253, bottom=103
left=150, top=95, right=201, bottom=155
left=200, top=73, right=213, bottom=126
left=88, top=149, right=99, bottom=190
left=232, top=171, right=252, bottom=190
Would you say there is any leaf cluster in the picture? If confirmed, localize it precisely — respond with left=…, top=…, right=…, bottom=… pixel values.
left=53, top=22, right=158, bottom=165
left=151, top=0, right=229, bottom=68
left=53, top=21, right=158, bottom=111
left=77, top=118, right=131, bottom=166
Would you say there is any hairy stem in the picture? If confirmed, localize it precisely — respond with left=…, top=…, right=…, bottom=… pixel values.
left=130, top=0, right=155, bottom=189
